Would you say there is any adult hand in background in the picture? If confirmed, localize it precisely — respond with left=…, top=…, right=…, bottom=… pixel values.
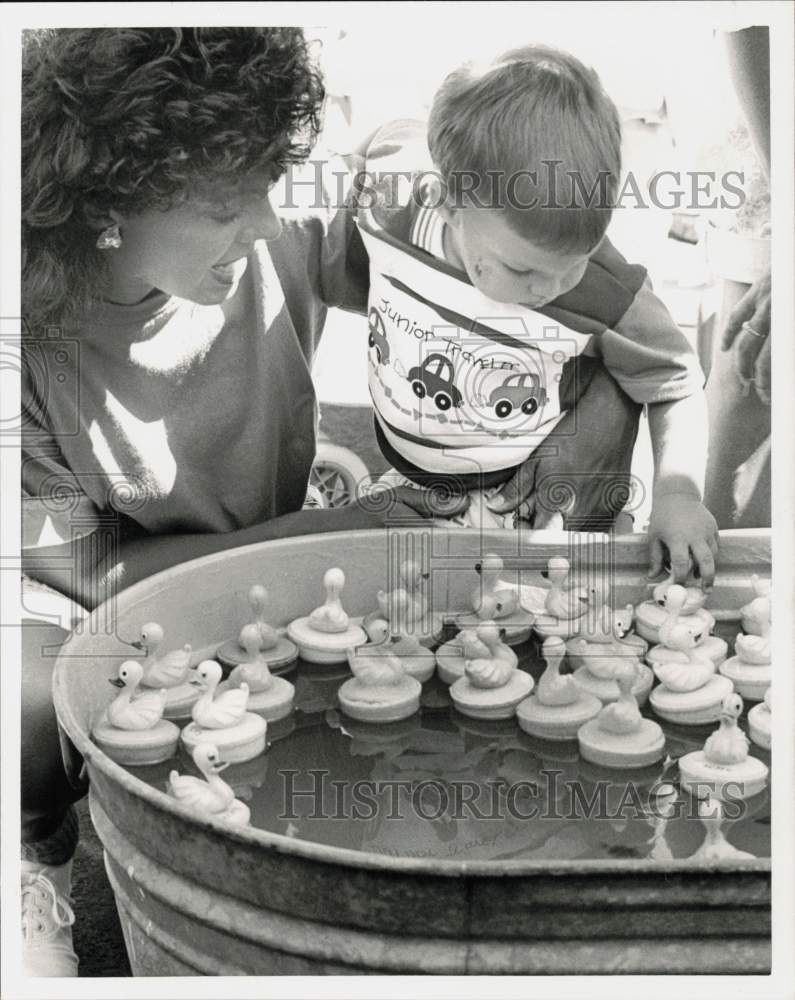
left=721, top=265, right=771, bottom=404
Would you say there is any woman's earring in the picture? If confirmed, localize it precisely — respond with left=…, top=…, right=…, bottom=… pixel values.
left=96, top=223, right=122, bottom=250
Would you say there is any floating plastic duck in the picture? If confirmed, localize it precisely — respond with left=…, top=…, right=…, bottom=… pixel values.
left=635, top=580, right=715, bottom=646
left=338, top=642, right=422, bottom=723
left=569, top=631, right=654, bottom=707
left=516, top=637, right=601, bottom=741
left=449, top=622, right=533, bottom=720
left=131, top=622, right=192, bottom=688
left=650, top=567, right=707, bottom=614
left=287, top=567, right=367, bottom=664
left=92, top=661, right=179, bottom=766
left=455, top=553, right=534, bottom=644
left=216, top=585, right=298, bottom=672
left=434, top=626, right=492, bottom=685
left=309, top=568, right=352, bottom=633
left=720, top=613, right=771, bottom=702
left=369, top=562, right=444, bottom=646
left=679, top=693, right=769, bottom=800
left=689, top=797, right=755, bottom=863
left=740, top=576, right=771, bottom=637
left=566, top=603, right=648, bottom=666
left=577, top=665, right=665, bottom=769
left=168, top=744, right=250, bottom=826
left=646, top=587, right=728, bottom=669
left=191, top=660, right=250, bottom=729
left=225, top=625, right=295, bottom=722
left=464, top=623, right=518, bottom=689
left=542, top=557, right=589, bottom=620
left=648, top=623, right=734, bottom=726
left=748, top=687, right=771, bottom=750
left=363, top=617, right=435, bottom=682
left=180, top=659, right=268, bottom=764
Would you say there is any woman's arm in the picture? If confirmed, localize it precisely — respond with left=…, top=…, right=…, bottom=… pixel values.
left=23, top=488, right=466, bottom=612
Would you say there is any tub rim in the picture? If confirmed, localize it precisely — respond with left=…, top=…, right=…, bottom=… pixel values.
left=54, top=527, right=772, bottom=879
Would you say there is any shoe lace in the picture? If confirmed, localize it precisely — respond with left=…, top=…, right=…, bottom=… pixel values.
left=21, top=871, right=75, bottom=940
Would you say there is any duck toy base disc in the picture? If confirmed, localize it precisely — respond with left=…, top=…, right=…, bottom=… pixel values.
left=646, top=635, right=728, bottom=669
left=181, top=712, right=267, bottom=763
left=719, top=657, right=770, bottom=702
left=450, top=671, right=534, bottom=721
left=218, top=676, right=295, bottom=723
left=434, top=639, right=469, bottom=685
left=533, top=614, right=584, bottom=641
left=159, top=681, right=201, bottom=722
left=649, top=674, right=734, bottom=726
left=215, top=636, right=299, bottom=673
left=679, top=750, right=769, bottom=801
left=397, top=652, right=436, bottom=683
left=455, top=611, right=533, bottom=646
left=577, top=717, right=665, bottom=769
left=572, top=664, right=654, bottom=706
left=565, top=634, right=647, bottom=670
left=338, top=676, right=422, bottom=723
left=516, top=690, right=602, bottom=741
left=286, top=617, right=367, bottom=664
left=93, top=718, right=180, bottom=766
left=747, top=703, right=771, bottom=750
left=634, top=602, right=715, bottom=644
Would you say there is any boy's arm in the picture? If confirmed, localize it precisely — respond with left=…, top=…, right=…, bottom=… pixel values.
left=646, top=390, right=719, bottom=587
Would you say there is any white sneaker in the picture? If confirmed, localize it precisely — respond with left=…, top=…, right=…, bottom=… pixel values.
left=21, top=859, right=78, bottom=977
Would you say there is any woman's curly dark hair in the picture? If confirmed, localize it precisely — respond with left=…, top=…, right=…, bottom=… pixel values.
left=22, top=27, right=325, bottom=328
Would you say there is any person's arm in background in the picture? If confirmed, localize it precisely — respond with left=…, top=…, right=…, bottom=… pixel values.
left=719, top=25, right=771, bottom=403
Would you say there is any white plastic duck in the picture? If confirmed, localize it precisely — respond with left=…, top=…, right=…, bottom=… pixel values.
left=537, top=636, right=579, bottom=706
left=651, top=624, right=715, bottom=693
left=734, top=615, right=771, bottom=664
left=657, top=586, right=690, bottom=646
left=227, top=625, right=274, bottom=692
left=364, top=616, right=435, bottom=681
left=597, top=666, right=643, bottom=735
left=132, top=622, right=192, bottom=689
left=651, top=568, right=706, bottom=614
left=168, top=744, right=250, bottom=826
left=245, top=585, right=280, bottom=650
left=703, top=693, right=749, bottom=765
left=542, top=557, right=588, bottom=620
left=577, top=603, right=633, bottom=645
left=740, top=576, right=771, bottom=636
left=471, top=554, right=519, bottom=618
left=106, top=661, right=167, bottom=730
left=308, top=568, right=351, bottom=633
left=190, top=660, right=249, bottom=729
left=690, top=798, right=755, bottom=863
left=347, top=643, right=406, bottom=687
left=465, top=623, right=517, bottom=689
left=376, top=561, right=428, bottom=625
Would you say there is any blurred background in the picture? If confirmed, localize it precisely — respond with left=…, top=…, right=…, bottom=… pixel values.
left=300, top=4, right=770, bottom=528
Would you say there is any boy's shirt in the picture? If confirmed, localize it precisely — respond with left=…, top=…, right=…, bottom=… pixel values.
left=357, top=119, right=703, bottom=481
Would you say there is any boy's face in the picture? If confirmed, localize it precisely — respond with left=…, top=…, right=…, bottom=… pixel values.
left=442, top=204, right=595, bottom=306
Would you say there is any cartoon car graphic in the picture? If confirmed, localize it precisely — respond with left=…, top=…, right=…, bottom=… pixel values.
left=488, top=371, right=548, bottom=418
left=408, top=353, right=463, bottom=411
left=367, top=308, right=390, bottom=366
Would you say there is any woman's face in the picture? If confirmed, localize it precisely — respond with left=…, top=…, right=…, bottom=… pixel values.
left=104, top=174, right=283, bottom=306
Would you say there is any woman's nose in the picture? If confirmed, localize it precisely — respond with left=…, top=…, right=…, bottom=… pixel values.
left=238, top=198, right=282, bottom=244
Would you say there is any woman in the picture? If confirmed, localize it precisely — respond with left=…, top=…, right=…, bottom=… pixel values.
left=20, top=27, right=642, bottom=976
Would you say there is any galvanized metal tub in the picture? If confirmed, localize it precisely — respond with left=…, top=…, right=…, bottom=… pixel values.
left=54, top=528, right=771, bottom=975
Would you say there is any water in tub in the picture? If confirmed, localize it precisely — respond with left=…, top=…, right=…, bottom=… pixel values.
left=128, top=621, right=769, bottom=863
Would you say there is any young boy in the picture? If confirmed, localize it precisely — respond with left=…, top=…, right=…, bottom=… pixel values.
left=355, top=44, right=717, bottom=582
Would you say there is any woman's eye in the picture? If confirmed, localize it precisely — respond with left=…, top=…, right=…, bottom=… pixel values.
left=211, top=212, right=241, bottom=225
left=504, top=263, right=533, bottom=277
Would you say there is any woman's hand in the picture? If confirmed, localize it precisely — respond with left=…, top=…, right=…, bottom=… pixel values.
left=647, top=492, right=719, bottom=588
left=721, top=266, right=771, bottom=404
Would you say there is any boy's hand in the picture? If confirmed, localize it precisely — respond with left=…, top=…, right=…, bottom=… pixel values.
left=648, top=492, right=719, bottom=588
